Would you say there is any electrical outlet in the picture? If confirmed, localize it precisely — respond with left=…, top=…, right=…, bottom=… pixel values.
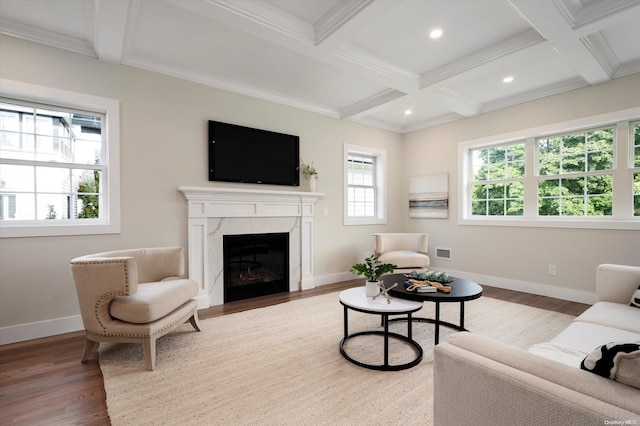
left=548, top=264, right=557, bottom=276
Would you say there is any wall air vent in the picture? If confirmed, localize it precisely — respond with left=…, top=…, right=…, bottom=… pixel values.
left=435, top=247, right=451, bottom=260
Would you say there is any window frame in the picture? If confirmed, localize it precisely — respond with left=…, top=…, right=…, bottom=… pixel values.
left=458, top=106, right=640, bottom=230
left=0, top=79, right=120, bottom=238
left=343, top=143, right=387, bottom=226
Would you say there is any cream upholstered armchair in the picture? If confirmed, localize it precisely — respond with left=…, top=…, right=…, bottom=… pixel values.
left=374, top=233, right=430, bottom=272
left=70, top=247, right=201, bottom=371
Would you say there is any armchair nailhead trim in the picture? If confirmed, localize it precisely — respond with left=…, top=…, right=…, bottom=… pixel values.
left=84, top=259, right=131, bottom=333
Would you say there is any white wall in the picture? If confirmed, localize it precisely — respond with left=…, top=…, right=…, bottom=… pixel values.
left=0, top=36, right=404, bottom=342
left=401, top=72, right=640, bottom=302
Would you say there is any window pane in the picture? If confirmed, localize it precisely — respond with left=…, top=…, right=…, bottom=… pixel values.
left=487, top=200, right=504, bottom=215
left=561, top=197, right=584, bottom=216
left=539, top=198, right=559, bottom=216
left=36, top=167, right=71, bottom=193
left=36, top=193, right=70, bottom=220
left=562, top=177, right=584, bottom=196
left=506, top=181, right=524, bottom=199
left=562, top=154, right=585, bottom=173
left=587, top=195, right=612, bottom=216
left=586, top=175, right=612, bottom=196
left=538, top=137, right=561, bottom=157
left=539, top=156, right=560, bottom=176
left=347, top=187, right=375, bottom=217
left=587, top=151, right=613, bottom=171
left=471, top=142, right=524, bottom=182
left=538, top=128, right=613, bottom=176
left=471, top=184, right=487, bottom=201
left=347, top=155, right=374, bottom=186
left=538, top=179, right=559, bottom=197
left=0, top=164, right=34, bottom=191
left=506, top=199, right=523, bottom=215
left=74, top=169, right=101, bottom=219
left=471, top=200, right=486, bottom=215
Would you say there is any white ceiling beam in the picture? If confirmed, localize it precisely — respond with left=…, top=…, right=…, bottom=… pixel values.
left=339, top=89, right=407, bottom=119
left=430, top=88, right=483, bottom=117
left=92, top=0, right=131, bottom=64
left=510, top=0, right=611, bottom=84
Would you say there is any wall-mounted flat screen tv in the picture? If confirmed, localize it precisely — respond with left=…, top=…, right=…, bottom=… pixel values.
left=208, top=121, right=300, bottom=186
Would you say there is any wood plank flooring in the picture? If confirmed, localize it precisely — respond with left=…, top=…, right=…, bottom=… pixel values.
left=0, top=280, right=590, bottom=426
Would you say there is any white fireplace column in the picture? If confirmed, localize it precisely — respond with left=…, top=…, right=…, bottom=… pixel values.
left=178, top=186, right=323, bottom=308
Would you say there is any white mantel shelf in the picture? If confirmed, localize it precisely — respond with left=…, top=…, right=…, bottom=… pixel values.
left=178, top=185, right=324, bottom=200
left=177, top=186, right=323, bottom=308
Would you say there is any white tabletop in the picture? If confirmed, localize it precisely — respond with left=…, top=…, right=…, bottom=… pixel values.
left=339, top=286, right=423, bottom=313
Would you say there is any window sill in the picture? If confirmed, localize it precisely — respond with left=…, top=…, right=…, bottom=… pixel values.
left=344, top=217, right=387, bottom=226
left=459, top=216, right=640, bottom=231
left=0, top=220, right=120, bottom=238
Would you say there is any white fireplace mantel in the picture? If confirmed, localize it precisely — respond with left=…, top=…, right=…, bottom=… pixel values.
left=178, top=186, right=323, bottom=308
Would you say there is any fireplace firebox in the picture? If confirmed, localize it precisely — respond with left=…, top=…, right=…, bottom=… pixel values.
left=223, top=232, right=289, bottom=303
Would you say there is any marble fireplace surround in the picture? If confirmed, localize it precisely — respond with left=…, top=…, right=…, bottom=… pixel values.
left=178, top=186, right=323, bottom=308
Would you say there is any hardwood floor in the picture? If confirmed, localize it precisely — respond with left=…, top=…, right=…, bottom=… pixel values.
left=0, top=280, right=590, bottom=426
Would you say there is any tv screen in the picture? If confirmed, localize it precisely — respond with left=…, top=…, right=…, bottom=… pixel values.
left=208, top=121, right=300, bottom=186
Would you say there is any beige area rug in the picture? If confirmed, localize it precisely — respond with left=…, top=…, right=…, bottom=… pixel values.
left=100, top=291, right=576, bottom=426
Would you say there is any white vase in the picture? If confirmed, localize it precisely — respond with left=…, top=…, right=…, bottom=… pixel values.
left=365, top=280, right=380, bottom=297
left=308, top=175, right=317, bottom=192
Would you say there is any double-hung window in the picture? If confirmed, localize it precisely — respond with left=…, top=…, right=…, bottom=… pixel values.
left=0, top=80, right=120, bottom=238
left=344, top=144, right=386, bottom=225
left=470, top=142, right=525, bottom=216
left=537, top=127, right=614, bottom=216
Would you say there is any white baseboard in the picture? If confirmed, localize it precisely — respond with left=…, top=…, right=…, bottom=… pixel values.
left=314, top=271, right=355, bottom=287
left=0, top=315, right=84, bottom=345
left=437, top=268, right=597, bottom=305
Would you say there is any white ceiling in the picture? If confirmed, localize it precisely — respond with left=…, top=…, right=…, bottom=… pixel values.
left=1, top=0, right=639, bottom=133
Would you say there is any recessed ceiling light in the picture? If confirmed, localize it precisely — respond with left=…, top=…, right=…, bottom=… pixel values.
left=430, top=28, right=443, bottom=39
left=503, top=76, right=514, bottom=83
left=405, top=109, right=413, bottom=116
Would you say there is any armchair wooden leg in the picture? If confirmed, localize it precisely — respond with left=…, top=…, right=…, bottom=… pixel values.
left=143, top=338, right=156, bottom=371
left=189, top=310, right=202, bottom=332
left=81, top=337, right=99, bottom=363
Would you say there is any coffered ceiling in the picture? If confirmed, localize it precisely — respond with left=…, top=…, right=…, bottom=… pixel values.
left=1, top=0, right=639, bottom=133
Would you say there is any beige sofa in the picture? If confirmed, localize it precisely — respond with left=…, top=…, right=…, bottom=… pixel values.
left=434, top=264, right=640, bottom=425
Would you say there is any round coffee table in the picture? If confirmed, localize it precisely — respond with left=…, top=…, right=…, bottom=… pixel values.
left=382, top=273, right=483, bottom=345
left=339, top=286, right=424, bottom=371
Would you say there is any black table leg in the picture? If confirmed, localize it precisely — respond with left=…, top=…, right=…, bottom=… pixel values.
left=460, top=301, right=465, bottom=330
left=343, top=305, right=348, bottom=338
left=383, top=314, right=389, bottom=367
left=434, top=302, right=441, bottom=345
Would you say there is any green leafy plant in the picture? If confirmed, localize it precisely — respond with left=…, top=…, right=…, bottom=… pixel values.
left=300, top=161, right=318, bottom=178
left=405, top=270, right=452, bottom=283
left=349, top=254, right=396, bottom=282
